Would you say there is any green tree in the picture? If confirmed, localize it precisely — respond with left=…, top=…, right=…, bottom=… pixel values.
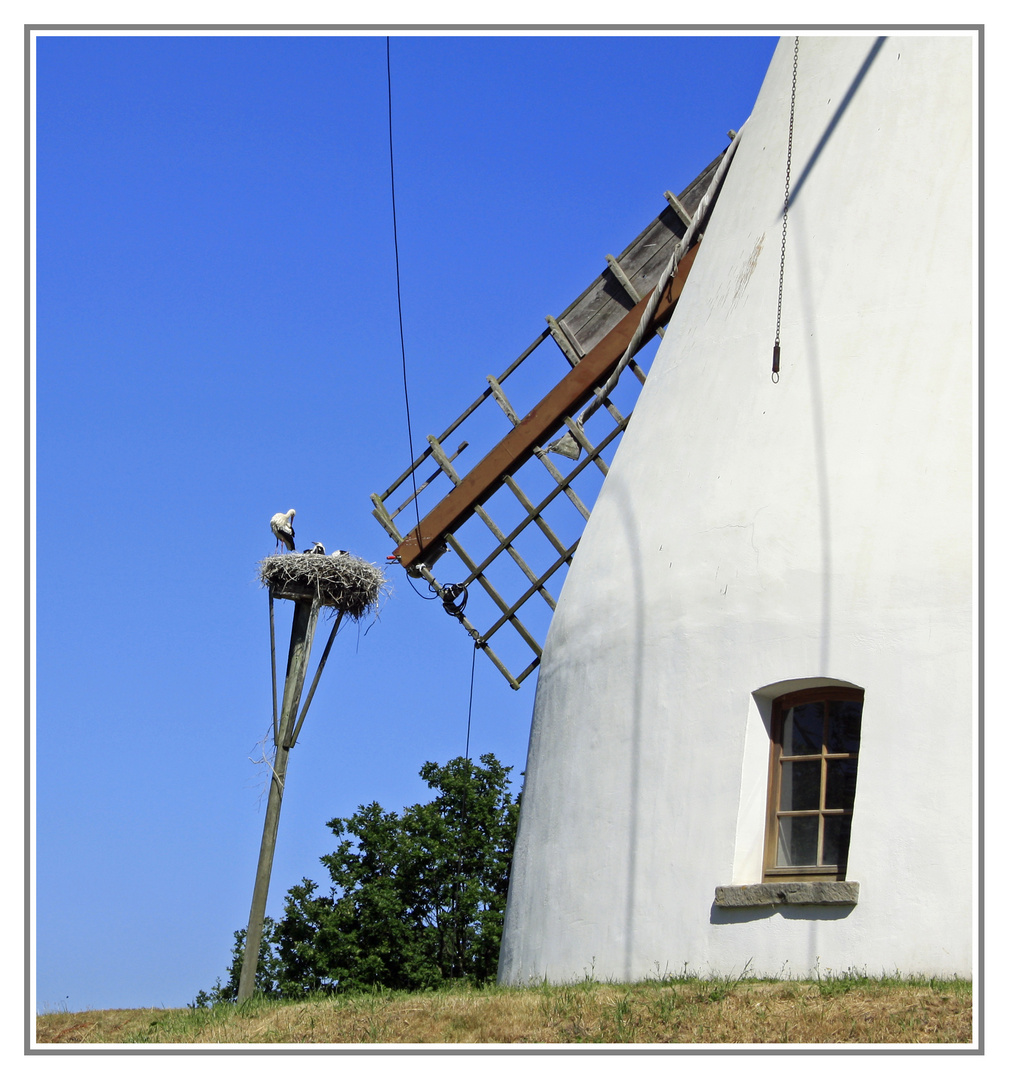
left=192, top=916, right=284, bottom=1006
left=202, top=754, right=519, bottom=1001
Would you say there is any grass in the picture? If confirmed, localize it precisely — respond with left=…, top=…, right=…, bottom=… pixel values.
left=35, top=973, right=972, bottom=1045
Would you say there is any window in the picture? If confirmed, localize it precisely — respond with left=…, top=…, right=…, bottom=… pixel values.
left=763, top=687, right=864, bottom=882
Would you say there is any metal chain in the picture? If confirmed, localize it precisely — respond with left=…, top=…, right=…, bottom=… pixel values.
left=773, top=36, right=799, bottom=383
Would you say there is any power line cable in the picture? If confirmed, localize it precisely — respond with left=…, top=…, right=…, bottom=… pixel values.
left=386, top=36, right=423, bottom=540
left=385, top=42, right=476, bottom=800
left=386, top=37, right=439, bottom=605
left=382, top=42, right=490, bottom=980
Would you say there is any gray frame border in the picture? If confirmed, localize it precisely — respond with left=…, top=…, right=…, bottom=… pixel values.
left=25, top=21, right=983, bottom=1058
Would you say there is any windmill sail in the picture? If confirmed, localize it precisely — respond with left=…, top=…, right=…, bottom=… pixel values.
left=372, top=151, right=734, bottom=687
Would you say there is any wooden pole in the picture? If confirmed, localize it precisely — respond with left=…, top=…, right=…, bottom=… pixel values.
left=237, top=595, right=320, bottom=1003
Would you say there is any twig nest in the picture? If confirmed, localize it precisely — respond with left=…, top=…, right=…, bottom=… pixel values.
left=258, top=553, right=386, bottom=618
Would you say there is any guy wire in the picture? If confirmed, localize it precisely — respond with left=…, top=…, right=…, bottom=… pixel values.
left=464, top=639, right=476, bottom=763
left=456, top=639, right=478, bottom=973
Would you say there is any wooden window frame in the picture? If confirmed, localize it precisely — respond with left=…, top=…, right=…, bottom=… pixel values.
left=762, top=686, right=864, bottom=883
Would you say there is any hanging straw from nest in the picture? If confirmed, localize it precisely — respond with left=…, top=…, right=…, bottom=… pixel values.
left=258, top=553, right=386, bottom=618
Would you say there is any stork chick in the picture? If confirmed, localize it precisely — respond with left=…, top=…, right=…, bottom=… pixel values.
left=270, top=509, right=296, bottom=552
left=303, top=541, right=326, bottom=555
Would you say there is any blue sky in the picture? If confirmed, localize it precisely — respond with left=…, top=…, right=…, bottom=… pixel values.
left=33, top=30, right=778, bottom=1011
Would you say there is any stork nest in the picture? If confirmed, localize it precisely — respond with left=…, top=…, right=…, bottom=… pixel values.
left=258, top=553, right=387, bottom=618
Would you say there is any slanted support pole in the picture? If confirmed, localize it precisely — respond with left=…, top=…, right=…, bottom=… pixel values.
left=237, top=595, right=320, bottom=1003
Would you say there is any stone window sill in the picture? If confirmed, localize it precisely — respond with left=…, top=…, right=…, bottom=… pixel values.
left=714, top=882, right=859, bottom=907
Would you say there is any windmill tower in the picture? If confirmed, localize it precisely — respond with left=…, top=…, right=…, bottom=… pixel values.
left=496, top=35, right=975, bottom=983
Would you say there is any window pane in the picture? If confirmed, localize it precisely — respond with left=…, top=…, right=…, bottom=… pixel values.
left=823, top=815, right=852, bottom=868
left=780, top=760, right=821, bottom=811
left=825, top=759, right=858, bottom=809
left=826, top=699, right=862, bottom=753
left=783, top=703, right=823, bottom=755
left=777, top=815, right=818, bottom=866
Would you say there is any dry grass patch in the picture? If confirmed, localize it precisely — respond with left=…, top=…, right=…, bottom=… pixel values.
left=35, top=1008, right=176, bottom=1044
left=35, top=977, right=972, bottom=1046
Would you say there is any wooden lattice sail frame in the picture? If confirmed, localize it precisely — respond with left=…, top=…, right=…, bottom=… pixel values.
left=372, top=148, right=735, bottom=688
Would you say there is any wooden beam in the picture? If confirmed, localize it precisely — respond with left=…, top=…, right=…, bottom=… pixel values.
left=664, top=189, right=693, bottom=226
left=238, top=596, right=320, bottom=1003
left=391, top=242, right=700, bottom=571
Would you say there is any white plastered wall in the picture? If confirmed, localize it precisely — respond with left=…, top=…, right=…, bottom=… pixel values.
left=498, top=35, right=974, bottom=984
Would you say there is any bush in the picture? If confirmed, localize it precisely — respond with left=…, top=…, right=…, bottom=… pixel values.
left=199, top=754, right=519, bottom=1002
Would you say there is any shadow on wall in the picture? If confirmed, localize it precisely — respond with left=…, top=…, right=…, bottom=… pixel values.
left=608, top=470, right=648, bottom=983
left=785, top=36, right=887, bottom=213
left=780, top=38, right=889, bottom=673
left=710, top=901, right=856, bottom=925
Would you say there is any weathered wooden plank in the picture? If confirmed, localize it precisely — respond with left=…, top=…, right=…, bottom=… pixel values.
left=553, top=154, right=722, bottom=355
left=545, top=315, right=583, bottom=364
left=606, top=254, right=642, bottom=303
left=664, top=189, right=692, bottom=226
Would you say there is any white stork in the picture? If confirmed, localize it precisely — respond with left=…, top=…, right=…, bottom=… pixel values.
left=303, top=541, right=326, bottom=555
left=270, top=509, right=296, bottom=552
